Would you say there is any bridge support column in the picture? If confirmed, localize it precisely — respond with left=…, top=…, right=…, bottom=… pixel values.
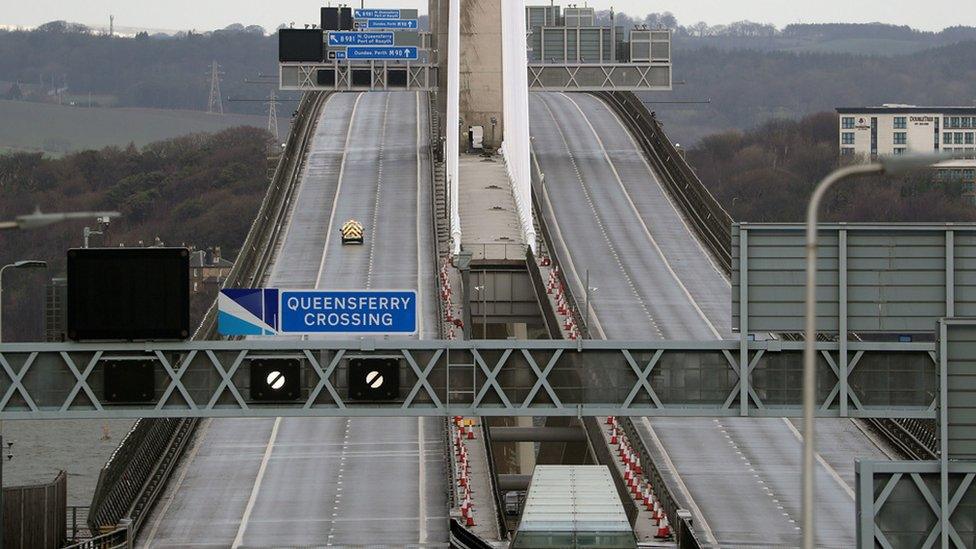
left=517, top=416, right=536, bottom=474
left=459, top=0, right=504, bottom=151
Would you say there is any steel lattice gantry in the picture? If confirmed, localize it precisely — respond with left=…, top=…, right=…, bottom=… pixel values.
left=0, top=339, right=936, bottom=419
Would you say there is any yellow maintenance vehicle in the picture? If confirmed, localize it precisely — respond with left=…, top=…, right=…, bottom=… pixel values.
left=340, top=219, right=364, bottom=245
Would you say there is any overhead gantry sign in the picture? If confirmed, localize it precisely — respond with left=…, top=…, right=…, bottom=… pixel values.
left=0, top=339, right=935, bottom=419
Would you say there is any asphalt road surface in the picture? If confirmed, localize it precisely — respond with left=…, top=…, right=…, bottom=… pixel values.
left=139, top=91, right=446, bottom=548
left=529, top=91, right=888, bottom=548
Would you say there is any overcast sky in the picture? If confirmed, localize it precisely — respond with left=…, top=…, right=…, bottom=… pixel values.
left=1, top=1, right=972, bottom=33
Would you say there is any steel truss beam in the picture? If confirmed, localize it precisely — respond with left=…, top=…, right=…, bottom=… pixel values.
left=856, top=460, right=976, bottom=548
left=279, top=62, right=438, bottom=91
left=527, top=63, right=672, bottom=91
left=0, top=339, right=936, bottom=419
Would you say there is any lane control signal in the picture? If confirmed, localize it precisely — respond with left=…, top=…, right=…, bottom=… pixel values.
left=250, top=359, right=302, bottom=401
left=348, top=358, right=399, bottom=401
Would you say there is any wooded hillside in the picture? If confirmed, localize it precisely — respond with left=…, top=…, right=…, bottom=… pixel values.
left=0, top=126, right=272, bottom=341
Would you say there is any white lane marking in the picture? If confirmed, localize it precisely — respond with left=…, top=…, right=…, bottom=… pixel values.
left=593, top=97, right=731, bottom=289
left=415, top=91, right=425, bottom=339
left=140, top=418, right=212, bottom=548
left=640, top=417, right=717, bottom=545
left=316, top=92, right=365, bottom=288
left=561, top=92, right=722, bottom=340
left=232, top=417, right=282, bottom=548
left=366, top=92, right=392, bottom=289
left=536, top=93, right=657, bottom=337
left=781, top=417, right=856, bottom=500
left=418, top=417, right=428, bottom=544
left=267, top=93, right=336, bottom=285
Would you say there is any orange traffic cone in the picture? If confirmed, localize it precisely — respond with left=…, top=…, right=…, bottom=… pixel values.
left=655, top=515, right=671, bottom=539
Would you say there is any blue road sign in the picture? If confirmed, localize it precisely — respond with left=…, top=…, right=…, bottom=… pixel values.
left=329, top=31, right=395, bottom=46
left=354, top=9, right=401, bottom=19
left=280, top=290, right=417, bottom=334
left=346, top=46, right=418, bottom=60
left=366, top=19, right=418, bottom=30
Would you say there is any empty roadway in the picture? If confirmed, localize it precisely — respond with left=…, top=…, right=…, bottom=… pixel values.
left=529, top=91, right=887, bottom=547
left=139, top=91, right=447, bottom=548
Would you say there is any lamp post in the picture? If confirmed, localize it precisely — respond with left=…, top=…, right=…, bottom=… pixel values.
left=801, top=153, right=946, bottom=549
left=0, top=260, right=48, bottom=344
left=582, top=269, right=597, bottom=335
left=0, top=259, right=44, bottom=549
left=474, top=282, right=487, bottom=339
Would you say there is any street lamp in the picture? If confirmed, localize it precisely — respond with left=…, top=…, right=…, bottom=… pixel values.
left=582, top=269, right=598, bottom=336
left=0, top=260, right=48, bottom=344
left=800, top=153, right=946, bottom=549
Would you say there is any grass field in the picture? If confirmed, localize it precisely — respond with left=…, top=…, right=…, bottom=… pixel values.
left=0, top=100, right=289, bottom=155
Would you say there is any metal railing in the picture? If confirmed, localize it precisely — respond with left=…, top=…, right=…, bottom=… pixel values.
left=463, top=242, right=528, bottom=262
left=63, top=527, right=128, bottom=549
left=866, top=417, right=938, bottom=460
left=66, top=506, right=92, bottom=542
left=87, top=418, right=195, bottom=535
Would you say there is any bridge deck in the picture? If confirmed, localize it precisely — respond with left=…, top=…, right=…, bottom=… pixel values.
left=529, top=91, right=888, bottom=547
left=139, top=91, right=448, bottom=548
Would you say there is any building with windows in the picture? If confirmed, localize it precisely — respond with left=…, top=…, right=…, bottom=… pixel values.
left=837, top=105, right=976, bottom=201
left=189, top=247, right=233, bottom=294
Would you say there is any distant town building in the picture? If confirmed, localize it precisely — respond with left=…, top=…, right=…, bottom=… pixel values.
left=189, top=247, right=233, bottom=293
left=837, top=104, right=976, bottom=201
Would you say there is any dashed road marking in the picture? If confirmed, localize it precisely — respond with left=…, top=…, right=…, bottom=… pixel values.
left=365, top=93, right=392, bottom=289
left=781, top=417, right=856, bottom=500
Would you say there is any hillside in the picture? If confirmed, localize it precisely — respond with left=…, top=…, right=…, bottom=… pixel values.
left=0, top=23, right=292, bottom=116
left=1, top=20, right=974, bottom=149
left=642, top=40, right=976, bottom=145
left=0, top=99, right=287, bottom=154
left=0, top=127, right=272, bottom=341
